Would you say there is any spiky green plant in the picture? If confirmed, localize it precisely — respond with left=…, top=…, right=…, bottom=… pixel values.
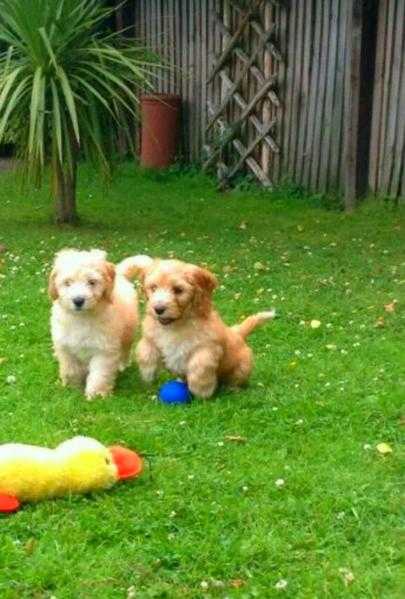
left=0, top=0, right=157, bottom=223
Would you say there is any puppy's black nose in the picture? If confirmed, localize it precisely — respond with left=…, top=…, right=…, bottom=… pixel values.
left=154, top=305, right=166, bottom=315
left=73, top=296, right=85, bottom=308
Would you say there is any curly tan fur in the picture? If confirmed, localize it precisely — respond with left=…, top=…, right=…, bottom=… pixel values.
left=120, top=255, right=275, bottom=398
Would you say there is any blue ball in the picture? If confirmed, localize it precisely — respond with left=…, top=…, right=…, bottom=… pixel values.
left=158, top=380, right=192, bottom=405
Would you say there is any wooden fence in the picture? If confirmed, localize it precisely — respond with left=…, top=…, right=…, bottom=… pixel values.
left=132, top=0, right=404, bottom=203
left=369, top=0, right=405, bottom=199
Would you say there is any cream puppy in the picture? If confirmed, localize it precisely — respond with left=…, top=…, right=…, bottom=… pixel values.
left=49, top=249, right=138, bottom=399
left=120, top=255, right=275, bottom=398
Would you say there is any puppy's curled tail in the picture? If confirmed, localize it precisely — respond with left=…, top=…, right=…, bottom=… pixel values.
left=116, top=255, right=153, bottom=280
left=232, top=309, right=276, bottom=339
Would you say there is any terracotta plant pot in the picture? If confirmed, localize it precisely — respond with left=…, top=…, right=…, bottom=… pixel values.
left=140, top=94, right=181, bottom=169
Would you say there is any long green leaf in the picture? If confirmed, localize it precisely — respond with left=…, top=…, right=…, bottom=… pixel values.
left=0, top=65, right=25, bottom=107
left=35, top=72, right=45, bottom=167
left=84, top=63, right=137, bottom=103
left=0, top=75, right=31, bottom=141
left=56, top=66, right=80, bottom=143
left=39, top=27, right=58, bottom=68
left=75, top=66, right=137, bottom=117
left=50, top=79, right=63, bottom=164
left=70, top=75, right=116, bottom=118
left=28, top=66, right=43, bottom=152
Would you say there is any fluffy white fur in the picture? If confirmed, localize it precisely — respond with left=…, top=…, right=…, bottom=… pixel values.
left=49, top=249, right=138, bottom=399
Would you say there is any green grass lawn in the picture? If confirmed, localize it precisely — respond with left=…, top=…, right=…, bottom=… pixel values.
left=0, top=164, right=403, bottom=599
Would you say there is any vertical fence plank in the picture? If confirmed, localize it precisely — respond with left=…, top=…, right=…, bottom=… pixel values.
left=344, top=0, right=364, bottom=210
left=378, top=0, right=396, bottom=192
left=272, top=2, right=280, bottom=180
left=274, top=2, right=287, bottom=185
left=289, top=0, right=304, bottom=181
left=160, top=1, right=166, bottom=94
left=329, top=0, right=347, bottom=190
left=390, top=19, right=405, bottom=199
left=310, top=1, right=331, bottom=191
left=150, top=1, right=157, bottom=90
left=369, top=0, right=387, bottom=193
left=261, top=2, right=273, bottom=177
left=294, top=0, right=311, bottom=187
left=174, top=0, right=182, bottom=93
left=166, top=0, right=172, bottom=93
left=187, top=0, right=195, bottom=160
left=200, top=0, right=209, bottom=155
left=194, top=0, right=202, bottom=161
left=319, top=0, right=339, bottom=190
left=383, top=1, right=403, bottom=195
left=282, top=1, right=295, bottom=180
left=302, top=2, right=322, bottom=188
left=162, top=0, right=168, bottom=94
left=180, top=0, right=189, bottom=158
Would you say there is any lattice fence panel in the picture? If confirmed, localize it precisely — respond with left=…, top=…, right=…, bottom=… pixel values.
left=203, top=0, right=284, bottom=188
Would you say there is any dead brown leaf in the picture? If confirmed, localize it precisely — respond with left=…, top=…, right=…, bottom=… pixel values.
left=225, top=435, right=248, bottom=444
left=254, top=261, right=266, bottom=272
left=384, top=300, right=397, bottom=313
left=339, top=568, right=355, bottom=586
left=25, top=538, right=36, bottom=555
left=230, top=579, right=246, bottom=589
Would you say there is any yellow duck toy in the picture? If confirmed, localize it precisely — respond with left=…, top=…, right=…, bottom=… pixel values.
left=0, top=436, right=143, bottom=513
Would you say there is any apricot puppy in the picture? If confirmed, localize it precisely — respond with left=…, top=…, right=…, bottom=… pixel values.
left=120, top=255, right=275, bottom=398
left=49, top=249, right=138, bottom=399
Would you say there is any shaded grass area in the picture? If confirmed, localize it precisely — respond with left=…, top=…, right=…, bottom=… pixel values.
left=0, top=164, right=403, bottom=598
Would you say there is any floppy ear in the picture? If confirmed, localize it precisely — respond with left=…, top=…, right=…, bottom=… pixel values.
left=188, top=266, right=217, bottom=317
left=117, top=255, right=154, bottom=285
left=48, top=269, right=58, bottom=301
left=191, top=266, right=218, bottom=295
left=102, top=262, right=116, bottom=302
left=49, top=248, right=74, bottom=300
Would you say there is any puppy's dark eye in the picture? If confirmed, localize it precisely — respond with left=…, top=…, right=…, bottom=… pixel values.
left=64, top=279, right=71, bottom=287
left=173, top=286, right=183, bottom=295
left=88, top=279, right=97, bottom=287
left=150, top=284, right=157, bottom=292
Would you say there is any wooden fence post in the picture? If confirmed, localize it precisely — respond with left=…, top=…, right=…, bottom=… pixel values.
left=344, top=0, right=378, bottom=210
left=344, top=0, right=363, bottom=211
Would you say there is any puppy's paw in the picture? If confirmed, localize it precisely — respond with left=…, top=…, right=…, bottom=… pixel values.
left=188, top=379, right=217, bottom=399
left=139, top=366, right=156, bottom=384
left=85, top=385, right=111, bottom=400
left=60, top=373, right=84, bottom=388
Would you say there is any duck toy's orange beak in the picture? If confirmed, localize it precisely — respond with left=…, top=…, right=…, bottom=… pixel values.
left=108, top=446, right=143, bottom=480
